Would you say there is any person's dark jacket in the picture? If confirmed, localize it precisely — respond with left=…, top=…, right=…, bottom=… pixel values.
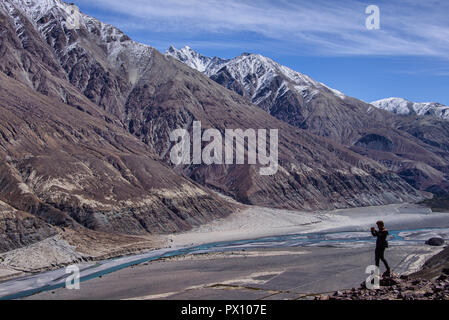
left=371, top=229, right=389, bottom=249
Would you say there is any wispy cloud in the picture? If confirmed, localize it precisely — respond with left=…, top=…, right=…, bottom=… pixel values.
left=394, top=66, right=449, bottom=77
left=74, top=0, right=449, bottom=58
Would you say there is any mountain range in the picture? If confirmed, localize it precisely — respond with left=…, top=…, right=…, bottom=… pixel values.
left=0, top=0, right=445, bottom=255
left=371, top=98, right=449, bottom=121
left=167, top=46, right=449, bottom=195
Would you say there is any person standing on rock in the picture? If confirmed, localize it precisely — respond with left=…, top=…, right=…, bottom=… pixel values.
left=371, top=220, right=391, bottom=276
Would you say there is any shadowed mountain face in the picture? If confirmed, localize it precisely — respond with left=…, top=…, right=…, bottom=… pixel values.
left=0, top=200, right=57, bottom=253
left=0, top=0, right=426, bottom=250
left=167, top=47, right=449, bottom=195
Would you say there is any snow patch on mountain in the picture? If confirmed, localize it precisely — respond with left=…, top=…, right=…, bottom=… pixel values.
left=328, top=88, right=346, bottom=100
left=371, top=98, right=449, bottom=121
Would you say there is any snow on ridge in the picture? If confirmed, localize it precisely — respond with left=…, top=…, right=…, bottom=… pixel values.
left=327, top=87, right=346, bottom=100
left=7, top=0, right=68, bottom=26
left=166, top=46, right=229, bottom=76
left=371, top=97, right=411, bottom=115
left=3, top=0, right=344, bottom=105
left=6, top=0, right=155, bottom=84
left=4, top=0, right=348, bottom=104
left=166, top=46, right=347, bottom=102
left=166, top=46, right=210, bottom=73
left=371, top=98, right=449, bottom=121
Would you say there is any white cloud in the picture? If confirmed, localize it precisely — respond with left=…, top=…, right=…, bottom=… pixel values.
left=74, top=0, right=449, bottom=58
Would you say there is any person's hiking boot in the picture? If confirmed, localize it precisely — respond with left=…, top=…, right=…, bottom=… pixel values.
left=382, top=270, right=391, bottom=277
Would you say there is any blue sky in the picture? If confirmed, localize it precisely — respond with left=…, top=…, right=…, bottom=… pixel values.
left=73, top=0, right=449, bottom=105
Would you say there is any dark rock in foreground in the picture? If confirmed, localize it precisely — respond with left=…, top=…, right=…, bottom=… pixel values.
left=320, top=273, right=449, bottom=300
left=426, top=238, right=445, bottom=246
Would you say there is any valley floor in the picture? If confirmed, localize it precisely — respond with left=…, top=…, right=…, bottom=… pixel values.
left=1, top=202, right=449, bottom=299
left=25, top=245, right=440, bottom=300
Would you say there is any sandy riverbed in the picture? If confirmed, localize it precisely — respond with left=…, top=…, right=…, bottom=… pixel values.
left=169, top=203, right=448, bottom=248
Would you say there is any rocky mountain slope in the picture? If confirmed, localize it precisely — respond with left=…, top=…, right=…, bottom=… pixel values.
left=372, top=97, right=449, bottom=121
left=0, top=72, right=235, bottom=240
left=166, top=46, right=347, bottom=133
left=415, top=246, right=449, bottom=279
left=0, top=200, right=57, bottom=253
left=167, top=46, right=449, bottom=195
left=0, top=0, right=428, bottom=254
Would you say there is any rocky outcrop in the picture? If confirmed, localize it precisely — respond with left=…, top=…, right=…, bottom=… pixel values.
left=322, top=273, right=449, bottom=300
left=426, top=238, right=445, bottom=246
left=414, top=246, right=449, bottom=279
left=322, top=246, right=449, bottom=300
left=0, top=201, right=57, bottom=253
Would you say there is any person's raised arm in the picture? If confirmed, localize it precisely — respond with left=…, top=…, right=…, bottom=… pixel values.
left=371, top=227, right=377, bottom=236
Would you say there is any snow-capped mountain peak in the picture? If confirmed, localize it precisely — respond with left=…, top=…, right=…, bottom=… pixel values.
left=4, top=0, right=74, bottom=28
left=166, top=46, right=229, bottom=75
left=166, top=46, right=346, bottom=109
left=3, top=0, right=155, bottom=86
left=371, top=98, right=449, bottom=121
